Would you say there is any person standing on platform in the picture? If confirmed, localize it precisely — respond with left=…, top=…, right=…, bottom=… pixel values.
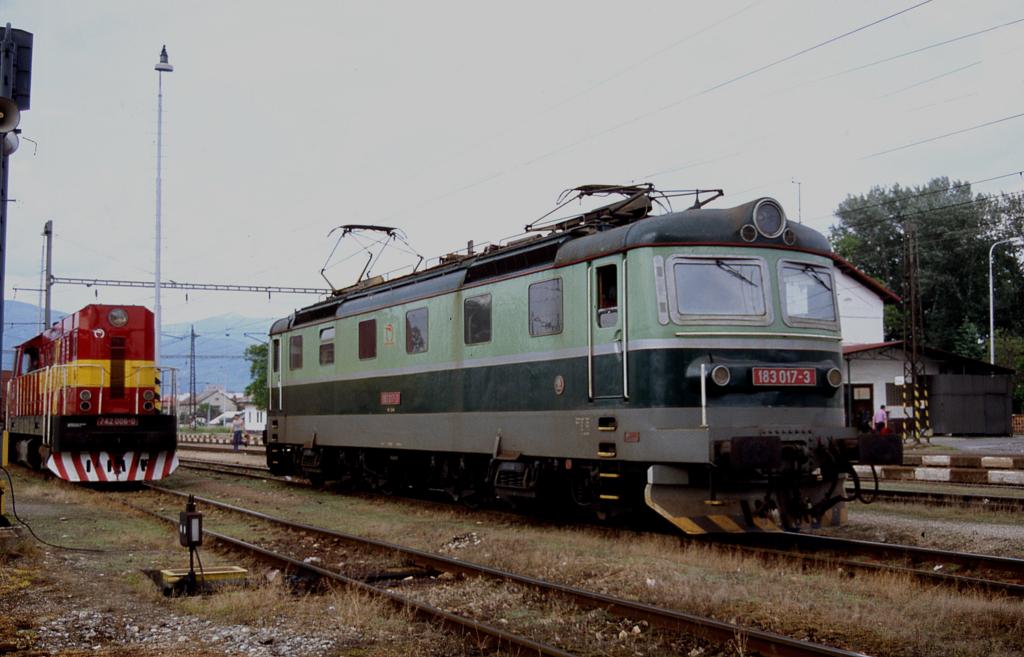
left=872, top=404, right=888, bottom=433
left=231, top=413, right=245, bottom=451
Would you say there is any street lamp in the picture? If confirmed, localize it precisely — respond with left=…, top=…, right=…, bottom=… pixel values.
left=988, top=236, right=1024, bottom=364
left=791, top=179, right=802, bottom=224
left=154, top=45, right=173, bottom=368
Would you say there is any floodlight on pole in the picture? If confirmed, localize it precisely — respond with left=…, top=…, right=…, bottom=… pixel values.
left=988, top=236, right=1024, bottom=364
left=154, top=45, right=173, bottom=368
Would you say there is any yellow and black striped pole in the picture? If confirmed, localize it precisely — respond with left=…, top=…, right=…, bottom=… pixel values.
left=900, top=380, right=908, bottom=443
left=921, top=387, right=931, bottom=443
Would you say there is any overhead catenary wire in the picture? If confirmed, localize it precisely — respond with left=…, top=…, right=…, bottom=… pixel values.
left=864, top=111, right=1024, bottom=159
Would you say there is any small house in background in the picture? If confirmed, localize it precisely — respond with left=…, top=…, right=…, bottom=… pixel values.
left=833, top=255, right=1016, bottom=436
left=843, top=341, right=1014, bottom=436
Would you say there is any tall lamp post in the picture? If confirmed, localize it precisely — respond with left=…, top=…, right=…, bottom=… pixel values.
left=988, top=236, right=1024, bottom=364
left=154, top=45, right=173, bottom=368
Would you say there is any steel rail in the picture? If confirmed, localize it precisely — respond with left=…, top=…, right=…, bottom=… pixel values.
left=121, top=500, right=580, bottom=657
left=175, top=459, right=1024, bottom=597
left=146, top=485, right=869, bottom=657
left=714, top=533, right=1024, bottom=594
left=178, top=459, right=277, bottom=480
left=847, top=486, right=1024, bottom=511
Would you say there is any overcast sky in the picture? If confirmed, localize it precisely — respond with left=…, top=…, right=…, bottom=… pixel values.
left=4, top=0, right=1024, bottom=334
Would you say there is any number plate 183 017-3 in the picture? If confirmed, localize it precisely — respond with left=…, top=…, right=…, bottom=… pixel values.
left=752, top=367, right=816, bottom=386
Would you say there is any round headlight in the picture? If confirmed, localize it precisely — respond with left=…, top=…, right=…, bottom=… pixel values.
left=143, top=401, right=155, bottom=411
left=739, top=224, right=758, bottom=242
left=753, top=199, right=786, bottom=239
left=826, top=367, right=843, bottom=388
left=79, top=389, right=92, bottom=401
left=143, top=390, right=155, bottom=401
left=782, top=228, right=797, bottom=246
left=80, top=401, right=92, bottom=412
left=710, top=365, right=731, bottom=386
left=108, top=308, right=129, bottom=327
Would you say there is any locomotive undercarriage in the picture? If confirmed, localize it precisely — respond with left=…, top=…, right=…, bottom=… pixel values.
left=267, top=429, right=898, bottom=531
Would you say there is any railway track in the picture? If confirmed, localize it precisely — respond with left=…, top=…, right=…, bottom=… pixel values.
left=138, top=484, right=869, bottom=657
left=847, top=486, right=1024, bottom=511
left=714, top=532, right=1024, bottom=598
left=177, top=457, right=1024, bottom=597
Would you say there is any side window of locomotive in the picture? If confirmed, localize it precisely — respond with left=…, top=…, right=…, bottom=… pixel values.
left=529, top=279, right=562, bottom=336
left=406, top=308, right=428, bottom=354
left=464, top=294, right=492, bottom=344
left=596, top=265, right=618, bottom=328
left=780, top=262, right=837, bottom=324
left=671, top=258, right=767, bottom=319
left=289, top=335, right=303, bottom=370
left=359, top=319, right=377, bottom=359
left=272, top=339, right=281, bottom=373
left=319, top=326, right=335, bottom=366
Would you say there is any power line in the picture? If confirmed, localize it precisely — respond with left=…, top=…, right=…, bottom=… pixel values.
left=700, top=0, right=934, bottom=96
left=876, top=60, right=981, bottom=99
left=816, top=169, right=1024, bottom=224
left=50, top=276, right=330, bottom=296
left=523, top=0, right=935, bottom=166
left=864, top=111, right=1024, bottom=159
left=817, top=16, right=1024, bottom=84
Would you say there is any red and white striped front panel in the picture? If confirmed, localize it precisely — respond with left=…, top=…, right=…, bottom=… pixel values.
left=47, top=451, right=179, bottom=482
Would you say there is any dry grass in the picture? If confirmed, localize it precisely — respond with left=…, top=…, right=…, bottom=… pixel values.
left=154, top=473, right=1024, bottom=656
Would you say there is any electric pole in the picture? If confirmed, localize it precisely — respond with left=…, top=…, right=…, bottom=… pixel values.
left=189, top=324, right=197, bottom=429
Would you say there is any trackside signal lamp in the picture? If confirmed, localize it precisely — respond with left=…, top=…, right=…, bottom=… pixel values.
left=179, top=494, right=203, bottom=547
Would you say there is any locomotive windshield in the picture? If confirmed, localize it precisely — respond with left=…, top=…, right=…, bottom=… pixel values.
left=780, top=262, right=837, bottom=323
left=672, top=258, right=767, bottom=317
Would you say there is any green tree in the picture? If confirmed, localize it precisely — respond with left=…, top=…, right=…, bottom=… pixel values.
left=244, top=343, right=269, bottom=409
left=831, top=178, right=1024, bottom=351
left=952, top=320, right=984, bottom=360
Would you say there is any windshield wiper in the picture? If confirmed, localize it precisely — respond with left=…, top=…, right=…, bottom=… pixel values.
left=716, top=259, right=757, bottom=287
left=801, top=264, right=832, bottom=292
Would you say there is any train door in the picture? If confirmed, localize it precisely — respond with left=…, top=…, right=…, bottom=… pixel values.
left=588, top=255, right=629, bottom=400
left=270, top=337, right=283, bottom=411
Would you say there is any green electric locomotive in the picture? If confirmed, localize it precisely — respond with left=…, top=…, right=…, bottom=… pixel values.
left=264, top=185, right=899, bottom=533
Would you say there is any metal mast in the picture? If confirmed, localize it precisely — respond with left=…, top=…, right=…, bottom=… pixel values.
left=901, top=220, right=927, bottom=444
left=189, top=324, right=197, bottom=429
left=154, top=45, right=173, bottom=369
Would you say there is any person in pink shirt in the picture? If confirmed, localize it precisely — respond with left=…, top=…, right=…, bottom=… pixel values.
left=872, top=405, right=888, bottom=433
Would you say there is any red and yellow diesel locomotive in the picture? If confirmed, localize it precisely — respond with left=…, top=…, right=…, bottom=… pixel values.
left=5, top=304, right=178, bottom=482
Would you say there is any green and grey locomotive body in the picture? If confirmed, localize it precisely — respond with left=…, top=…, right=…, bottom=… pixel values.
left=266, top=192, right=899, bottom=533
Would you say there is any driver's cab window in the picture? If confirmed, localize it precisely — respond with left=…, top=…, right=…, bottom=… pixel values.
left=23, top=346, right=40, bottom=373
left=596, top=264, right=618, bottom=328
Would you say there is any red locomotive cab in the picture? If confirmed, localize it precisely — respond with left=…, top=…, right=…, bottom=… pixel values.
left=5, top=304, right=178, bottom=482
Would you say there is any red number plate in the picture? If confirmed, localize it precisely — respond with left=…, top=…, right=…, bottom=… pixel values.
left=97, top=417, right=138, bottom=427
left=752, top=367, right=816, bottom=386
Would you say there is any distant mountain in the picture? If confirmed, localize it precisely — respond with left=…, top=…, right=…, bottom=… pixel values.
left=163, top=313, right=275, bottom=393
left=1, top=301, right=273, bottom=393
left=1, top=300, right=68, bottom=368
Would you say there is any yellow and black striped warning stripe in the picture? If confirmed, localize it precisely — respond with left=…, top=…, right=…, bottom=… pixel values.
left=666, top=513, right=780, bottom=535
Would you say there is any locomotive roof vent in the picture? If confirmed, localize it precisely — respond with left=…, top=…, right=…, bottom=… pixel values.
left=752, top=199, right=787, bottom=239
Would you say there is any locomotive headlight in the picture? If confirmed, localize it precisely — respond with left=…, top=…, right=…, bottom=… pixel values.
left=709, top=365, right=731, bottom=386
left=79, top=390, right=92, bottom=401
left=752, top=199, right=786, bottom=239
left=80, top=401, right=92, bottom=411
left=108, top=308, right=129, bottom=327
left=826, top=367, right=843, bottom=388
left=143, top=401, right=155, bottom=411
left=143, top=390, right=155, bottom=401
